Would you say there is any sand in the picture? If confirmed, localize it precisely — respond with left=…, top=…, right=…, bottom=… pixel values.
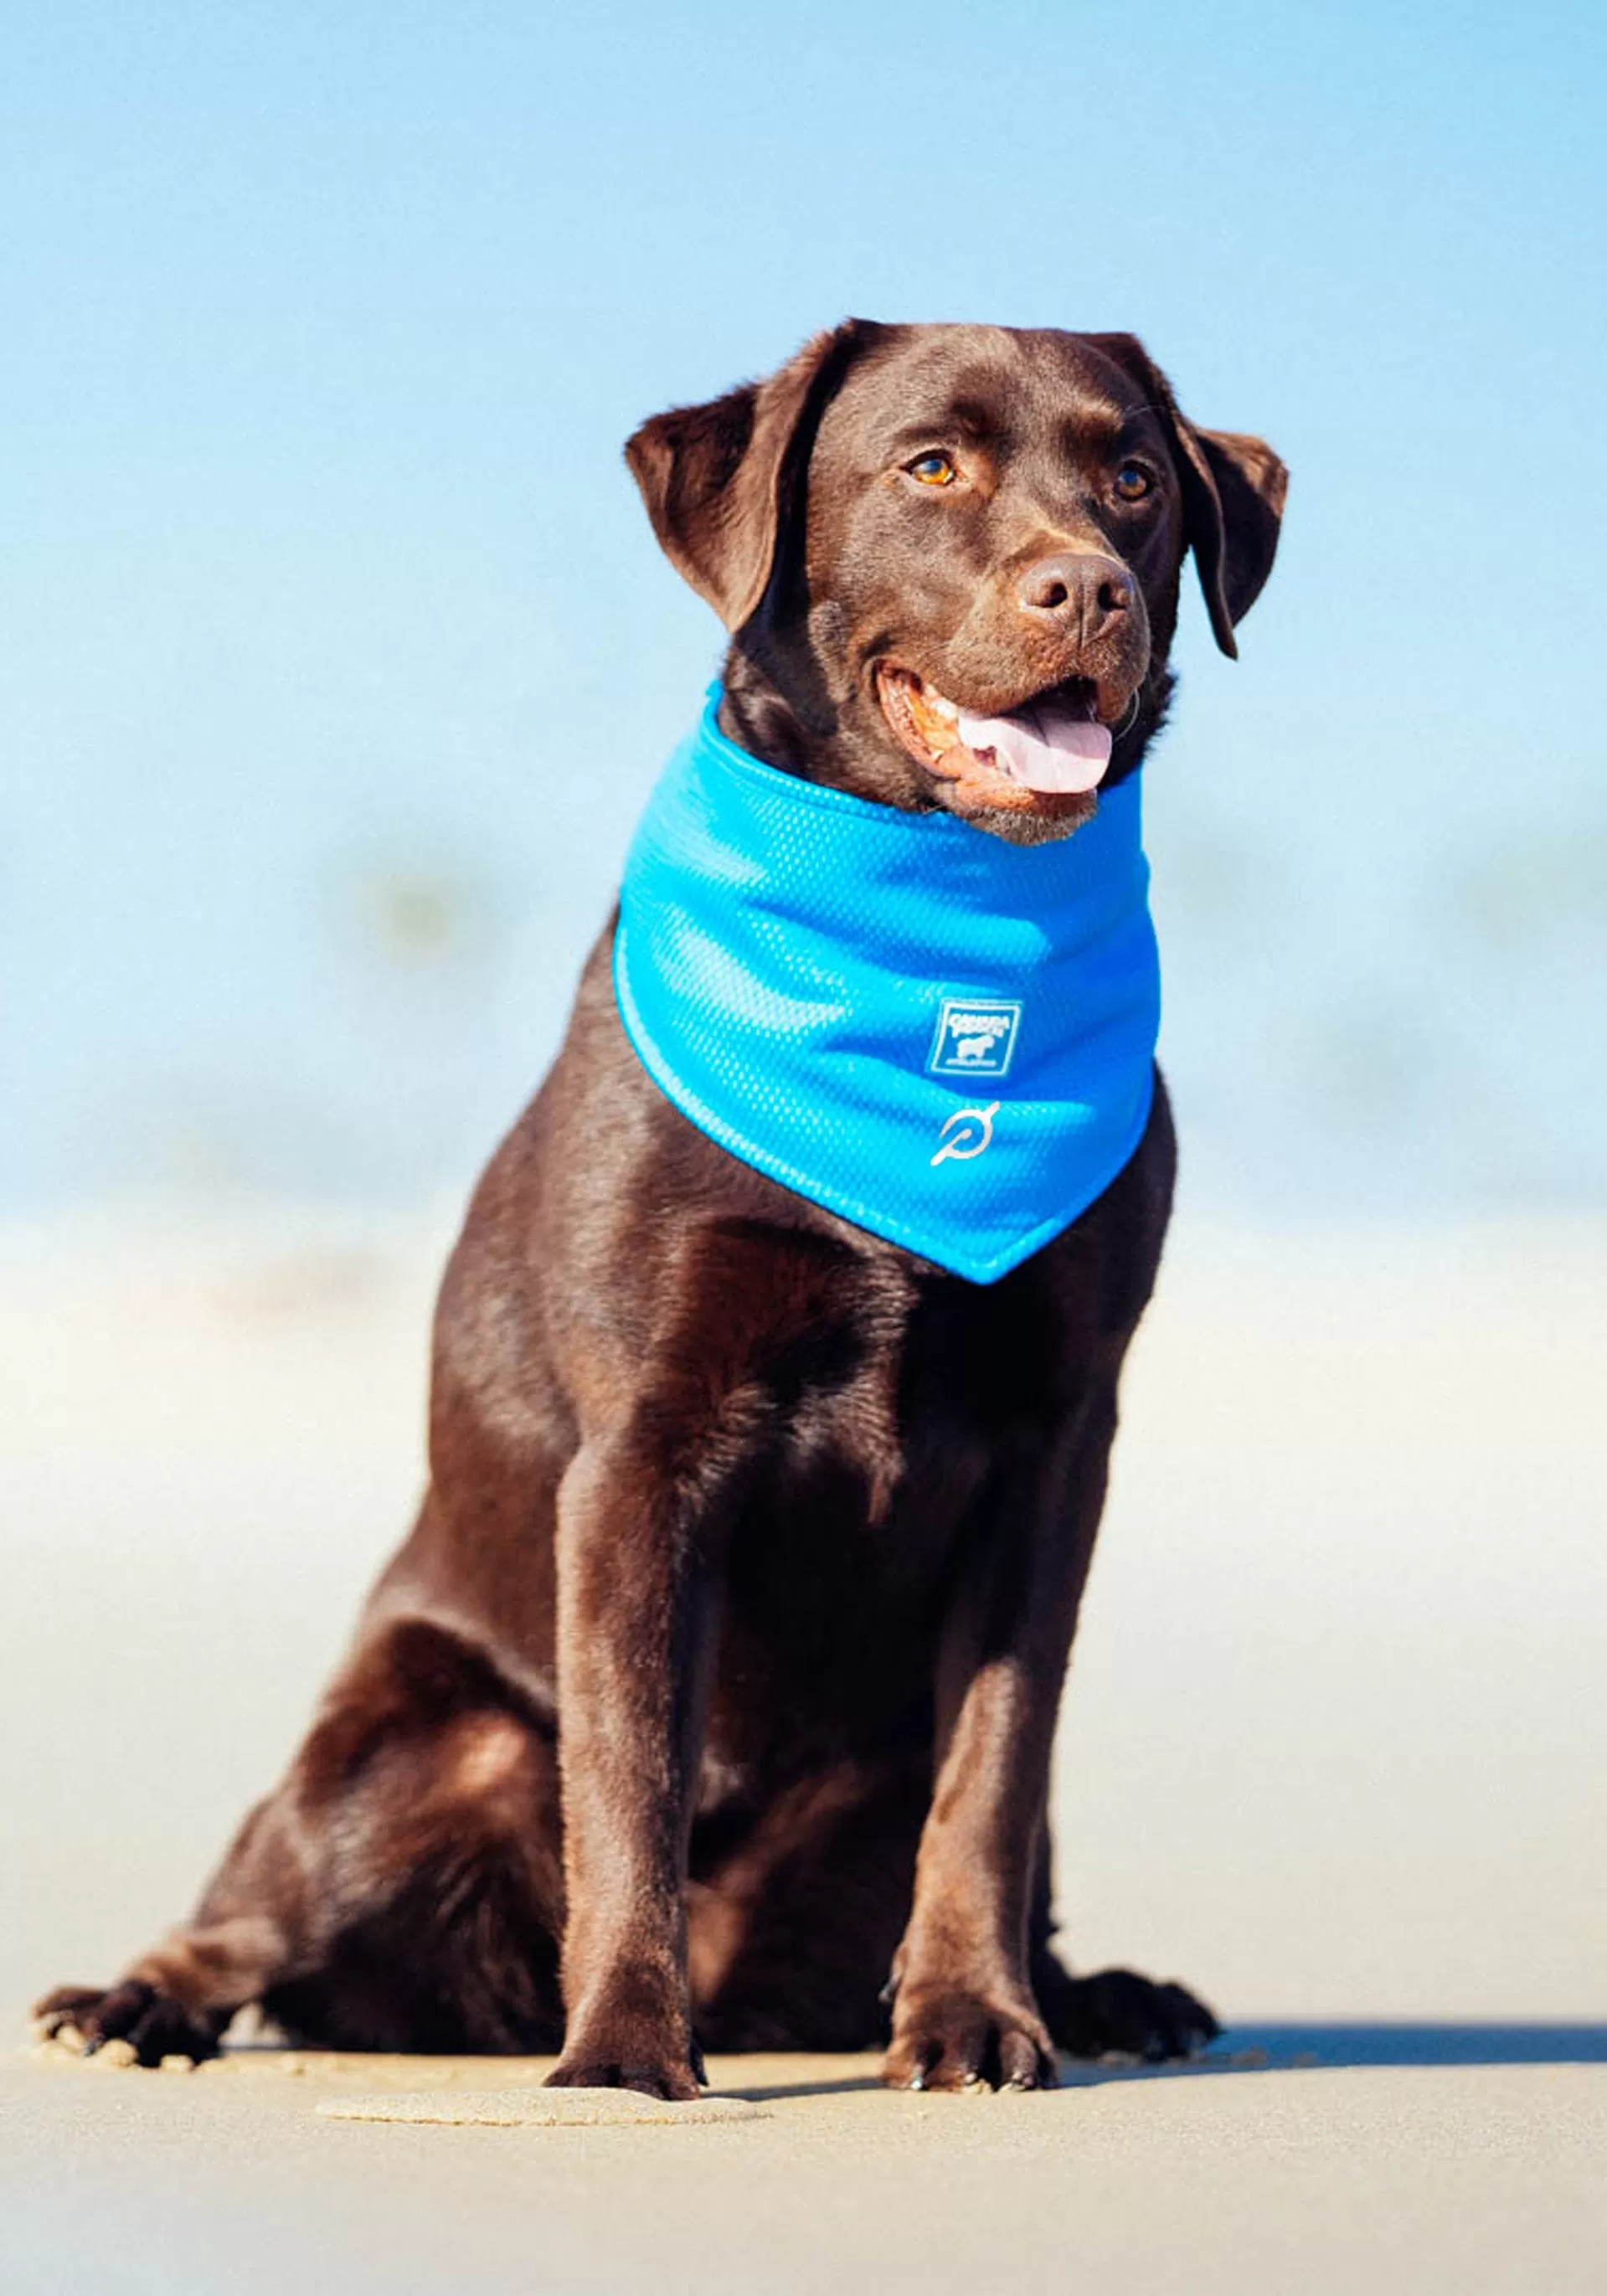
left=3, top=1204, right=1604, bottom=2290
left=316, top=2083, right=766, bottom=2124
left=6, top=2042, right=1606, bottom=2294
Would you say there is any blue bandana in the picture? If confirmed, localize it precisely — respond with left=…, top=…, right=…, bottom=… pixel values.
left=613, top=687, right=1161, bottom=1284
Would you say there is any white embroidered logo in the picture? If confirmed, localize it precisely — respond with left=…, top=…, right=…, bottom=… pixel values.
left=930, top=1101, right=1000, bottom=1166
left=927, top=997, right=1022, bottom=1079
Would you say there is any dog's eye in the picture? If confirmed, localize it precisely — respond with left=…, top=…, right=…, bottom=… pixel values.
left=907, top=452, right=957, bottom=487
left=1113, top=461, right=1153, bottom=502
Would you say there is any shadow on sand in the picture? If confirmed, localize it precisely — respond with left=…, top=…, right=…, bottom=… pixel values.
left=1063, top=2021, right=1607, bottom=2089
left=729, top=2025, right=1607, bottom=2101
left=1210, top=2022, right=1607, bottom=2067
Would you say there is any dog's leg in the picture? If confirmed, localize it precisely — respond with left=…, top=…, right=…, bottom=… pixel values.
left=33, top=1792, right=307, bottom=2064
left=35, top=1612, right=567, bottom=2062
left=545, top=1430, right=722, bottom=2099
left=882, top=1385, right=1120, bottom=2092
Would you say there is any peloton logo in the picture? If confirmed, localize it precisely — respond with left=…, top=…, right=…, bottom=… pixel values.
left=926, top=997, right=1022, bottom=1080
left=930, top=1101, right=1001, bottom=1166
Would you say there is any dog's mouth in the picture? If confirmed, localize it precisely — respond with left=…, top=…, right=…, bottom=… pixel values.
left=875, top=665, right=1120, bottom=815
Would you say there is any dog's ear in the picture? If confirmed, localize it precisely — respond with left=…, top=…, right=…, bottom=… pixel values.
left=1171, top=422, right=1288, bottom=659
left=625, top=322, right=873, bottom=631
left=1086, top=333, right=1288, bottom=660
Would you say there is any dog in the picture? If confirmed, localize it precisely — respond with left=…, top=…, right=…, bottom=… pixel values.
left=37, top=322, right=1285, bottom=2095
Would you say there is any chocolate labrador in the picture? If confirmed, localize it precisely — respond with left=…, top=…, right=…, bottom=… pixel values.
left=37, top=322, right=1285, bottom=2095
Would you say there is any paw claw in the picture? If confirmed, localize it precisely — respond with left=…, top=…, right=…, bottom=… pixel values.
left=29, top=1980, right=219, bottom=2069
left=883, top=1993, right=1055, bottom=2094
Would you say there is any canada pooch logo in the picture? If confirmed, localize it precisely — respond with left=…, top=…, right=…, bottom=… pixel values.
left=927, top=997, right=1022, bottom=1080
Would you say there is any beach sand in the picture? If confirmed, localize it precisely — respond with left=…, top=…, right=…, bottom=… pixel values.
left=6, top=2040, right=1606, bottom=2295
left=3, top=1206, right=1604, bottom=2290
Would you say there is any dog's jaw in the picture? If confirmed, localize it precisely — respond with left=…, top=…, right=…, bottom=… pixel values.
left=873, top=664, right=1121, bottom=830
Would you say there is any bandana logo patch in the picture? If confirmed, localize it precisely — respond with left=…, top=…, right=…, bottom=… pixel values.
left=927, top=997, right=1022, bottom=1080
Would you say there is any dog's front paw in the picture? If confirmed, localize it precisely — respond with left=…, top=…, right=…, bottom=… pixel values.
left=33, top=1979, right=219, bottom=2067
left=545, top=2026, right=706, bottom=2102
left=883, top=1990, right=1057, bottom=2092
left=1041, top=1964, right=1219, bottom=2061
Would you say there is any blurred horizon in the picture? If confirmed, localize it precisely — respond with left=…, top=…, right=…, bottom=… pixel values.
left=4, top=0, right=1604, bottom=1224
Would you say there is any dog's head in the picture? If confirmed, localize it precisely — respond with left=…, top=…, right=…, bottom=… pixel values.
left=627, top=322, right=1286, bottom=845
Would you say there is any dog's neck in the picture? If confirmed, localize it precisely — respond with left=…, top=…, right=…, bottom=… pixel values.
left=613, top=688, right=1163, bottom=1284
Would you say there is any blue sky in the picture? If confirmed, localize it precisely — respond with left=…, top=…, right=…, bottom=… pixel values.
left=3, top=0, right=1603, bottom=1216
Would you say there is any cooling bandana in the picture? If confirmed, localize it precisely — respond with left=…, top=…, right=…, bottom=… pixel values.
left=612, top=687, right=1161, bottom=1284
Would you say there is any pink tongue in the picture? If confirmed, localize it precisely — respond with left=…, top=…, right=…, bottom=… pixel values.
left=955, top=697, right=1112, bottom=793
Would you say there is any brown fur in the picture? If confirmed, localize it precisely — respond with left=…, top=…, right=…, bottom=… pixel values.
left=38, top=323, right=1285, bottom=2094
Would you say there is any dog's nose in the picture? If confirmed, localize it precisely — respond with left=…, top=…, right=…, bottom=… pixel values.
left=1017, top=553, right=1136, bottom=638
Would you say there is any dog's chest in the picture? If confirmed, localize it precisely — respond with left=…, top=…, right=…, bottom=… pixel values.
left=704, top=1262, right=1088, bottom=1725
